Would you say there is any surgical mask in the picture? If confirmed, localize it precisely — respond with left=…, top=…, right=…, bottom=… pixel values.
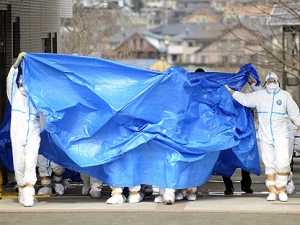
left=266, top=82, right=279, bottom=93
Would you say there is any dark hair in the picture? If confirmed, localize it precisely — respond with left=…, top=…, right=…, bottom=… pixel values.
left=195, top=68, right=205, bottom=72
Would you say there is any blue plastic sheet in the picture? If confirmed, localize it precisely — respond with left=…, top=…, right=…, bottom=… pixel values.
left=0, top=53, right=261, bottom=188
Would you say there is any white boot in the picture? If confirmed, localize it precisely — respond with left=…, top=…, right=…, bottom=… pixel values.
left=106, top=187, right=126, bottom=204
left=286, top=172, right=295, bottom=195
left=38, top=179, right=52, bottom=195
left=154, top=194, right=163, bottom=203
left=128, top=185, right=142, bottom=203
left=38, top=187, right=52, bottom=195
left=54, top=183, right=65, bottom=195
left=23, top=187, right=36, bottom=207
left=175, top=189, right=187, bottom=200
left=90, top=187, right=102, bottom=198
left=278, top=192, right=288, bottom=202
left=286, top=180, right=295, bottom=195
left=163, top=188, right=175, bottom=205
left=186, top=187, right=197, bottom=201
left=266, top=192, right=277, bottom=201
left=106, top=194, right=127, bottom=204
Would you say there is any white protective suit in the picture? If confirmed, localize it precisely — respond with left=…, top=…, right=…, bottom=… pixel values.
left=7, top=65, right=41, bottom=207
left=232, top=72, right=300, bottom=202
left=250, top=83, right=295, bottom=195
left=37, top=114, right=65, bottom=196
left=37, top=154, right=65, bottom=195
left=80, top=174, right=103, bottom=198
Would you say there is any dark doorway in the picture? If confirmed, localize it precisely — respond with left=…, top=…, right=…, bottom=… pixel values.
left=0, top=11, right=6, bottom=124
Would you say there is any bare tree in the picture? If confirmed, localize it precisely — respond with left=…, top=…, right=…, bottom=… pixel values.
left=61, top=0, right=140, bottom=60
left=219, top=1, right=300, bottom=83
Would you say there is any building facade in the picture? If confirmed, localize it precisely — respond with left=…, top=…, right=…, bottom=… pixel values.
left=0, top=0, right=73, bottom=123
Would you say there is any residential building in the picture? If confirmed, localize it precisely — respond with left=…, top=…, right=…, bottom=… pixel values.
left=0, top=0, right=73, bottom=123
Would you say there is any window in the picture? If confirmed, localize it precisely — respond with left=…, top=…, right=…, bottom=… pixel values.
left=42, top=33, right=51, bottom=53
left=13, top=17, right=20, bottom=58
left=188, top=42, right=193, bottom=47
left=219, top=55, right=229, bottom=64
left=172, top=54, right=177, bottom=62
left=52, top=33, right=57, bottom=53
left=201, top=56, right=209, bottom=64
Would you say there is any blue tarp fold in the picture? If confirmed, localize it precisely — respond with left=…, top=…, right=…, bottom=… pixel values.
left=0, top=53, right=261, bottom=188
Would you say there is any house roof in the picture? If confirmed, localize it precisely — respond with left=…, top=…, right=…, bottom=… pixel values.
left=108, top=29, right=167, bottom=53
left=151, top=22, right=226, bottom=38
left=268, top=3, right=300, bottom=26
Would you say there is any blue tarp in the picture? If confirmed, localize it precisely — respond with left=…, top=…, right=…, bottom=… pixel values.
left=0, top=53, right=261, bottom=188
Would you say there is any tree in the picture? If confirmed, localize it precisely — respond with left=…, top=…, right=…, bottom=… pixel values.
left=219, top=0, right=300, bottom=101
left=61, top=0, right=140, bottom=60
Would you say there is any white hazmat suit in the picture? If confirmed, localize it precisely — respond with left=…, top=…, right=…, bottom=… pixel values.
left=231, top=72, right=300, bottom=202
left=7, top=57, right=41, bottom=207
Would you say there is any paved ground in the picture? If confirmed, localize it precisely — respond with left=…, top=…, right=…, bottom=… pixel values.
left=1, top=157, right=300, bottom=215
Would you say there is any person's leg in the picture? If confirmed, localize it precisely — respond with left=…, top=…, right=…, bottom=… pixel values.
left=128, top=185, right=143, bottom=203
left=275, top=138, right=290, bottom=202
left=222, top=176, right=234, bottom=195
left=106, top=187, right=126, bottom=204
left=80, top=173, right=91, bottom=196
left=260, top=141, right=277, bottom=201
left=37, top=155, right=52, bottom=195
left=23, top=124, right=40, bottom=207
left=51, top=162, right=65, bottom=195
left=241, top=170, right=253, bottom=193
left=89, top=177, right=103, bottom=198
left=186, top=186, right=197, bottom=201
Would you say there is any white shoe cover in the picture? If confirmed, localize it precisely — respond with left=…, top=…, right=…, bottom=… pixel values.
left=106, top=194, right=127, bottom=204
left=128, top=194, right=142, bottom=203
left=186, top=192, right=196, bottom=201
left=286, top=180, right=295, bottom=195
left=54, top=183, right=65, bottom=195
left=82, top=182, right=91, bottom=196
left=90, top=187, right=102, bottom=198
left=163, top=189, right=175, bottom=205
left=154, top=195, right=163, bottom=203
left=175, top=190, right=186, bottom=200
left=266, top=192, right=277, bottom=201
left=23, top=187, right=36, bottom=207
left=278, top=192, right=288, bottom=202
left=38, top=187, right=52, bottom=195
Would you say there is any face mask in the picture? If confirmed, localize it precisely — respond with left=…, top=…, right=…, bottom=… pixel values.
left=266, top=83, right=279, bottom=93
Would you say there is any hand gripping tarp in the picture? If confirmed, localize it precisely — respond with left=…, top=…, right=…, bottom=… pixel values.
left=1, top=53, right=261, bottom=188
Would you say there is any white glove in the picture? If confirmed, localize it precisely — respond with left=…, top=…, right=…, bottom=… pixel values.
left=13, top=52, right=26, bottom=68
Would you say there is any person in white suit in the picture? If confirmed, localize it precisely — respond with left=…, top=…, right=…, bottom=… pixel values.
left=7, top=52, right=41, bottom=207
left=228, top=72, right=300, bottom=202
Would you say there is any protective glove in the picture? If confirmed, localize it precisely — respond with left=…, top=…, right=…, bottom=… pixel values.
left=13, top=52, right=26, bottom=68
left=298, top=125, right=300, bottom=131
left=247, top=73, right=256, bottom=85
left=224, top=85, right=235, bottom=94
